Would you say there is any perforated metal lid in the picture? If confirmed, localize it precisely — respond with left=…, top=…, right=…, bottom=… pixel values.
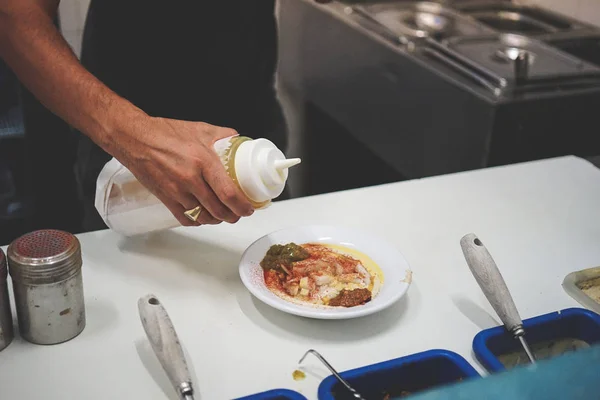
left=0, top=248, right=6, bottom=280
left=7, top=230, right=82, bottom=285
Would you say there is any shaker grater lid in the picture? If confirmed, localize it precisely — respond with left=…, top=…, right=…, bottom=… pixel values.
left=0, top=248, right=6, bottom=280
left=7, top=230, right=82, bottom=285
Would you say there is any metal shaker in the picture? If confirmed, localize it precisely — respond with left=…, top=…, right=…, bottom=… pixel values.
left=0, top=248, right=14, bottom=351
left=7, top=230, right=86, bottom=345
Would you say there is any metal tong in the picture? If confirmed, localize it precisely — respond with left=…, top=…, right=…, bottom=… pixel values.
left=300, top=349, right=367, bottom=400
left=460, top=234, right=536, bottom=363
left=138, top=294, right=196, bottom=400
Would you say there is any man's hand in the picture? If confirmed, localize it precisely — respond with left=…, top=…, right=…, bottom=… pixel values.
left=117, top=117, right=255, bottom=227
left=0, top=1, right=254, bottom=228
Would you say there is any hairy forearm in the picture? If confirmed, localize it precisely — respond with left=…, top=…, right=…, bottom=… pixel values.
left=0, top=2, right=147, bottom=158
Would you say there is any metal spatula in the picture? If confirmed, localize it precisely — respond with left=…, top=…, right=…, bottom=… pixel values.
left=460, top=234, right=536, bottom=363
left=138, top=294, right=196, bottom=400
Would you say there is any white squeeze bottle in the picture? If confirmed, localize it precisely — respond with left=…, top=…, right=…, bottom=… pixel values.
left=94, top=135, right=301, bottom=236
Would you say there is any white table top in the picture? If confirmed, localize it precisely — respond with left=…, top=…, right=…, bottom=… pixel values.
left=2, top=155, right=600, bottom=400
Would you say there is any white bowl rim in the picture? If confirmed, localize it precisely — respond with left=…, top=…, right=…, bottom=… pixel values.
left=238, top=224, right=412, bottom=319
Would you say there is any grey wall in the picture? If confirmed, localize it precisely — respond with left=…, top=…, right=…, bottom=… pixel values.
left=517, top=0, right=600, bottom=27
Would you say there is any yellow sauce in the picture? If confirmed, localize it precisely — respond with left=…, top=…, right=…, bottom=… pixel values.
left=321, top=243, right=385, bottom=287
left=292, top=370, right=306, bottom=381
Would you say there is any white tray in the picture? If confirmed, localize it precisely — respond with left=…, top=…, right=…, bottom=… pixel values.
left=562, top=266, right=600, bottom=314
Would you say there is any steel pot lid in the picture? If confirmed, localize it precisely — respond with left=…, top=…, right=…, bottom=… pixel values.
left=442, top=33, right=600, bottom=83
left=352, top=1, right=492, bottom=40
left=7, top=230, right=82, bottom=285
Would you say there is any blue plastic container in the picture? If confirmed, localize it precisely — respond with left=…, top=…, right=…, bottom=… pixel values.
left=234, top=388, right=308, bottom=400
left=473, top=307, right=600, bottom=373
left=317, top=349, right=480, bottom=400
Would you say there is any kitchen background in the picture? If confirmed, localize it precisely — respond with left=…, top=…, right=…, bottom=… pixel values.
left=1, top=0, right=600, bottom=243
left=56, top=0, right=600, bottom=59
left=52, top=0, right=600, bottom=199
left=57, top=0, right=600, bottom=58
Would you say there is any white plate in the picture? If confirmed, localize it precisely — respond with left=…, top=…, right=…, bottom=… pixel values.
left=239, top=225, right=412, bottom=319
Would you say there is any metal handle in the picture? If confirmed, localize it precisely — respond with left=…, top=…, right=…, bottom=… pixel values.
left=422, top=47, right=503, bottom=96
left=138, top=294, right=195, bottom=400
left=514, top=51, right=529, bottom=85
left=300, top=350, right=367, bottom=400
left=349, top=6, right=408, bottom=46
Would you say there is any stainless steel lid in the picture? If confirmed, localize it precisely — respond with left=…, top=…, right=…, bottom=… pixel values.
left=453, top=1, right=587, bottom=35
left=470, top=11, right=558, bottom=35
left=352, top=1, right=493, bottom=40
left=7, top=230, right=82, bottom=285
left=0, top=248, right=6, bottom=281
left=443, top=33, right=600, bottom=82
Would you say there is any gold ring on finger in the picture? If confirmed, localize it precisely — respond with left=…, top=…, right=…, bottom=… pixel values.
left=184, top=205, right=203, bottom=222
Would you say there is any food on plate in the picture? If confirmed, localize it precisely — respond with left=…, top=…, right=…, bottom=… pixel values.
left=328, top=288, right=372, bottom=307
left=260, top=243, right=310, bottom=274
left=260, top=242, right=383, bottom=307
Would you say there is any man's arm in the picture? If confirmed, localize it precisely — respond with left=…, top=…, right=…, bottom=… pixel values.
left=0, top=0, right=254, bottom=226
left=0, top=0, right=138, bottom=157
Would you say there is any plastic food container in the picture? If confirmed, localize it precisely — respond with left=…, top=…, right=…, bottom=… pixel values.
left=562, top=266, right=600, bottom=314
left=473, top=307, right=600, bottom=373
left=234, top=389, right=307, bottom=400
left=317, top=349, right=480, bottom=400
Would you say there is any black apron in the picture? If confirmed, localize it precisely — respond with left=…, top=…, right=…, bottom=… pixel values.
left=75, top=0, right=287, bottom=231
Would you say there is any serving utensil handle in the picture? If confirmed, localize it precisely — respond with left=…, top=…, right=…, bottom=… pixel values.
left=138, top=294, right=194, bottom=400
left=460, top=233, right=523, bottom=333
